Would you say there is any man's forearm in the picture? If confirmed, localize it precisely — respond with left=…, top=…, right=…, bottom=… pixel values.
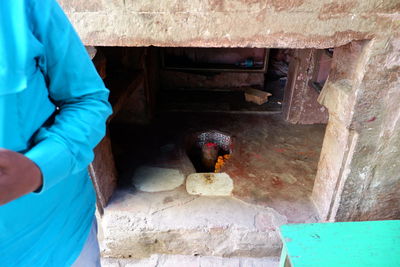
left=0, top=149, right=42, bottom=205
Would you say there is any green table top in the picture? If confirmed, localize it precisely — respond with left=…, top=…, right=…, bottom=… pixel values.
left=280, top=220, right=400, bottom=267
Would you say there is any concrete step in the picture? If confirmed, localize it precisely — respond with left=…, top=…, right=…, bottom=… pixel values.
left=99, top=187, right=289, bottom=259
left=101, top=254, right=279, bottom=267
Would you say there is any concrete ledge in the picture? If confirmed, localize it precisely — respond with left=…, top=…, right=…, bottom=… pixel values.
left=102, top=254, right=280, bottom=267
left=100, top=188, right=288, bottom=259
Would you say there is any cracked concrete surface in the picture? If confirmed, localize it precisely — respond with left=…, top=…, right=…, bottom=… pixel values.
left=100, top=186, right=293, bottom=259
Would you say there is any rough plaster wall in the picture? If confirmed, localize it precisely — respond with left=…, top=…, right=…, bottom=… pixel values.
left=57, top=0, right=399, bottom=48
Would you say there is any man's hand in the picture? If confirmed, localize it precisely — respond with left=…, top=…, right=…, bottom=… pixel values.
left=0, top=149, right=42, bottom=205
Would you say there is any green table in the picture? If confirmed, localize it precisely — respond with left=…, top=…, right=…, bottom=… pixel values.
left=279, top=220, right=400, bottom=267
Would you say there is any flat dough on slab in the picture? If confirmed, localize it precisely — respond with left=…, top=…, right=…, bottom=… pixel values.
left=132, top=166, right=185, bottom=192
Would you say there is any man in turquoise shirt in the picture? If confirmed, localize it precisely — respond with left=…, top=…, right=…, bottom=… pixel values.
left=0, top=0, right=112, bottom=266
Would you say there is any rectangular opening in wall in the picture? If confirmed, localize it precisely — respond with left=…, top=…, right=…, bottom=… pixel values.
left=93, top=45, right=338, bottom=258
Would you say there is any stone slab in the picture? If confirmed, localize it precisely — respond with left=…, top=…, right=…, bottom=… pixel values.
left=102, top=254, right=279, bottom=267
left=57, top=0, right=396, bottom=48
left=132, top=166, right=185, bottom=192
left=186, top=173, right=233, bottom=196
left=100, top=188, right=290, bottom=259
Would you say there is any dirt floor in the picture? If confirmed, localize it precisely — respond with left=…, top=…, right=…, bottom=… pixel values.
left=110, top=112, right=326, bottom=222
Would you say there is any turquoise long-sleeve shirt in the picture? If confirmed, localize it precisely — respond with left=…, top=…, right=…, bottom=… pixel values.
left=0, top=0, right=112, bottom=266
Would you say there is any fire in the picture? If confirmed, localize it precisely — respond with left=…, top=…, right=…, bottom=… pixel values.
left=214, top=154, right=231, bottom=173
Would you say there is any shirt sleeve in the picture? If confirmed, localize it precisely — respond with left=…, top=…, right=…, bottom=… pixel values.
left=24, top=0, right=112, bottom=193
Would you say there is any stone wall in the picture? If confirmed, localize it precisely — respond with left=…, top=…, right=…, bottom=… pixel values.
left=312, top=39, right=400, bottom=221
left=61, top=0, right=400, bottom=221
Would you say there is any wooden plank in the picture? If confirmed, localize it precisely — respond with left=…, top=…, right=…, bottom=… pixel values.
left=89, top=50, right=146, bottom=212
left=89, top=132, right=118, bottom=215
left=89, top=72, right=143, bottom=212
left=244, top=88, right=272, bottom=105
left=106, top=71, right=144, bottom=121
left=143, top=47, right=159, bottom=120
left=280, top=220, right=400, bottom=267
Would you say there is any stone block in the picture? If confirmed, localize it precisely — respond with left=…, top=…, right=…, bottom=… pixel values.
left=186, top=173, right=233, bottom=196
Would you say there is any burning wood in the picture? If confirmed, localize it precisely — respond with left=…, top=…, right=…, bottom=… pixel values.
left=215, top=154, right=231, bottom=173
